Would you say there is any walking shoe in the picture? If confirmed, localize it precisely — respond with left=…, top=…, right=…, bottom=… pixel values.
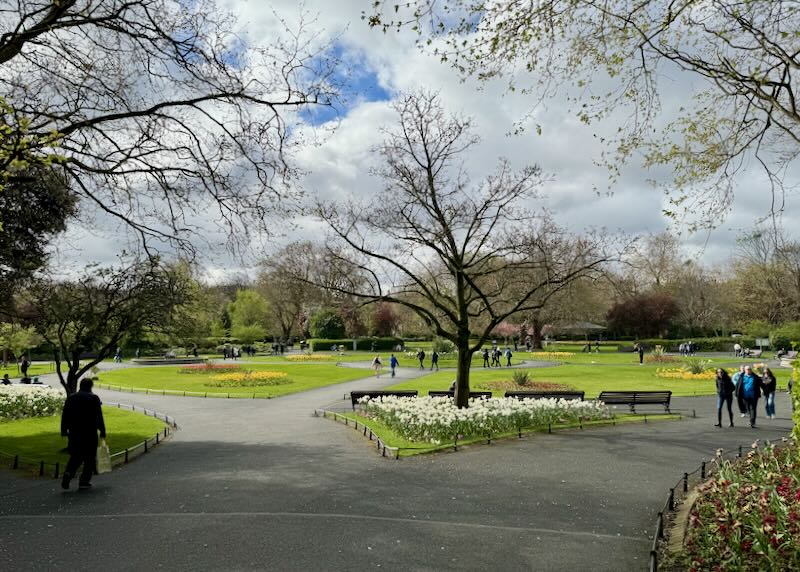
left=740, top=413, right=747, bottom=418
left=78, top=482, right=92, bottom=490
left=714, top=423, right=721, bottom=427
left=729, top=423, right=734, bottom=428
left=60, top=472, right=71, bottom=490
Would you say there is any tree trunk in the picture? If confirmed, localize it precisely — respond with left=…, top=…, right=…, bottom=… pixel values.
left=454, top=345, right=474, bottom=409
left=531, top=315, right=543, bottom=349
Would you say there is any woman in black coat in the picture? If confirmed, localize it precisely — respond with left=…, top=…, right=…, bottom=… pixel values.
left=715, top=368, right=735, bottom=427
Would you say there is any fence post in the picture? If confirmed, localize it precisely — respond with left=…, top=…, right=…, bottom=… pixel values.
left=683, top=472, right=689, bottom=493
left=579, top=416, right=583, bottom=430
left=454, top=435, right=458, bottom=452
left=156, top=433, right=159, bottom=444
left=701, top=461, right=706, bottom=479
left=39, top=461, right=44, bottom=476
left=738, top=445, right=743, bottom=458
left=13, top=455, right=18, bottom=469
left=54, top=462, right=59, bottom=478
left=668, top=488, right=674, bottom=511
left=548, top=423, right=551, bottom=434
left=144, top=440, right=148, bottom=453
left=657, top=512, right=664, bottom=539
left=125, top=449, right=129, bottom=463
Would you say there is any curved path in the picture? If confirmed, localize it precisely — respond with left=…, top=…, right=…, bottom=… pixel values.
left=0, top=361, right=794, bottom=571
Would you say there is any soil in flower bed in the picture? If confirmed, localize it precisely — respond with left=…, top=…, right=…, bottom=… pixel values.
left=478, top=380, right=574, bottom=392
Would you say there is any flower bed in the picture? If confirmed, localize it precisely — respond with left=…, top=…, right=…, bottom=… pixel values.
left=656, top=367, right=717, bottom=380
left=0, top=386, right=64, bottom=420
left=205, top=371, right=291, bottom=387
left=672, top=441, right=800, bottom=571
left=285, top=354, right=336, bottom=362
left=528, top=352, right=574, bottom=360
left=178, top=364, right=241, bottom=374
left=478, top=380, right=573, bottom=392
left=358, top=395, right=611, bottom=444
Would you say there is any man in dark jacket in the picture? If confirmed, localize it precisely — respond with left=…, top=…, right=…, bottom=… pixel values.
left=61, top=378, right=106, bottom=490
left=736, top=365, right=763, bottom=428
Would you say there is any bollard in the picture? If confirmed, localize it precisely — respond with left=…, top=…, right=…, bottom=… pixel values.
left=692, top=409, right=697, bottom=418
left=54, top=462, right=59, bottom=478
left=683, top=472, right=689, bottom=492
left=156, top=433, right=159, bottom=444
left=548, top=423, right=551, bottom=434
left=701, top=461, right=706, bottom=479
left=125, top=449, right=129, bottom=463
left=13, top=455, right=18, bottom=469
left=39, top=461, right=44, bottom=476
left=668, top=488, right=675, bottom=511
left=144, top=440, right=148, bottom=453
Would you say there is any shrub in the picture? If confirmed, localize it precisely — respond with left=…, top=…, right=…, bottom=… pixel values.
left=0, top=386, right=64, bottom=419
left=512, top=370, right=530, bottom=386
left=431, top=337, right=455, bottom=354
left=770, top=322, right=800, bottom=351
left=683, top=357, right=712, bottom=374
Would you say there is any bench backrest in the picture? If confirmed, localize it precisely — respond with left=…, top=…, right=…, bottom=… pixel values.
left=428, top=390, right=493, bottom=399
left=750, top=350, right=763, bottom=357
left=350, top=390, right=418, bottom=407
left=597, top=390, right=672, bottom=404
left=504, top=391, right=585, bottom=401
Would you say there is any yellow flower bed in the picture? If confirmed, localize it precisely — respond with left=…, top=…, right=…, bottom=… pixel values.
left=655, top=367, right=717, bottom=380
left=206, top=371, right=291, bottom=387
left=285, top=354, right=335, bottom=362
left=528, top=352, right=575, bottom=360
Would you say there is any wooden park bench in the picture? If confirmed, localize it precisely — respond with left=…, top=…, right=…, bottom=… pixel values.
left=597, top=390, right=672, bottom=413
left=749, top=350, right=763, bottom=358
left=428, top=390, right=493, bottom=399
left=350, top=390, right=418, bottom=410
left=504, top=390, right=585, bottom=401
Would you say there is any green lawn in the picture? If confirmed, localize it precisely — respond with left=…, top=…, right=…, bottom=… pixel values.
left=333, top=411, right=681, bottom=457
left=0, top=362, right=57, bottom=379
left=0, top=407, right=167, bottom=464
left=97, top=363, right=374, bottom=397
left=386, top=363, right=792, bottom=398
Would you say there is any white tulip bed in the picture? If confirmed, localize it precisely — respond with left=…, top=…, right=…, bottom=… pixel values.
left=0, top=386, right=64, bottom=420
left=358, top=395, right=612, bottom=444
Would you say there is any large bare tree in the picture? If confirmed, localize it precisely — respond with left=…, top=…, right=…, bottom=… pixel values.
left=0, top=1, right=337, bottom=252
left=313, top=91, right=613, bottom=407
left=366, top=1, right=800, bottom=227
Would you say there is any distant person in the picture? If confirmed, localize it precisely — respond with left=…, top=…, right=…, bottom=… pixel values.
left=372, top=355, right=382, bottom=378
left=637, top=343, right=644, bottom=365
left=430, top=351, right=439, bottom=371
left=1, top=374, right=10, bottom=385
left=114, top=347, right=122, bottom=363
left=762, top=366, right=777, bottom=419
left=448, top=379, right=456, bottom=392
left=135, top=348, right=140, bottom=359
left=61, top=378, right=106, bottom=490
left=492, top=347, right=501, bottom=367
left=482, top=348, right=490, bottom=368
left=504, top=347, right=513, bottom=367
left=417, top=350, right=425, bottom=369
left=714, top=368, right=735, bottom=427
left=20, top=356, right=30, bottom=378
left=594, top=341, right=600, bottom=353
left=732, top=365, right=747, bottom=417
left=789, top=376, right=795, bottom=412
left=733, top=342, right=742, bottom=357
left=390, top=354, right=399, bottom=377
left=736, top=365, right=763, bottom=428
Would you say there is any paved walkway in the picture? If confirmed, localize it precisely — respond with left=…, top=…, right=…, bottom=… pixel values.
left=0, top=362, right=794, bottom=571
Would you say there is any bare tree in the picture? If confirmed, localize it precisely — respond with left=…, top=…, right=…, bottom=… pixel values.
left=367, top=1, right=800, bottom=226
left=0, top=1, right=338, bottom=252
left=312, top=91, right=613, bottom=407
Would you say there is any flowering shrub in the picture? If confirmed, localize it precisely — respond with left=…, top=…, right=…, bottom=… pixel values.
left=358, top=395, right=611, bottom=444
left=0, top=386, right=64, bottom=419
left=675, top=441, right=800, bottom=571
left=528, top=352, right=574, bottom=360
left=206, top=371, right=291, bottom=387
left=285, top=354, right=335, bottom=362
left=656, top=367, right=717, bottom=380
left=178, top=364, right=241, bottom=374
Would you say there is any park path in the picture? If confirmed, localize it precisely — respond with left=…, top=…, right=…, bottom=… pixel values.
left=0, top=360, right=795, bottom=571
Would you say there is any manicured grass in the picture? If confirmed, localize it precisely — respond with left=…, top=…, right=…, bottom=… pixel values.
left=97, top=363, right=374, bottom=397
left=0, top=362, right=57, bottom=379
left=0, top=407, right=167, bottom=464
left=386, top=363, right=793, bottom=398
left=334, top=410, right=681, bottom=457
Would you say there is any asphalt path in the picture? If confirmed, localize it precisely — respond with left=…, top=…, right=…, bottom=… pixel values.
left=0, top=361, right=794, bottom=571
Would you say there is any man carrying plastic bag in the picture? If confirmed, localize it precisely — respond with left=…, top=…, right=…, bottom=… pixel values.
left=61, top=378, right=107, bottom=490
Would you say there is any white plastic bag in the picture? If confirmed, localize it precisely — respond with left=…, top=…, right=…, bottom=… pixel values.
left=96, top=438, right=112, bottom=474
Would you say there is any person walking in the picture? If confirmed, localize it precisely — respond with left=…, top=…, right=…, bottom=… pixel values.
left=714, top=368, right=735, bottom=427
left=372, top=355, right=383, bottom=378
left=736, top=365, right=763, bottom=428
left=637, top=343, right=644, bottom=365
left=504, top=347, right=513, bottom=367
left=492, top=347, right=501, bottom=367
left=19, top=355, right=30, bottom=378
left=417, top=349, right=425, bottom=370
left=762, top=366, right=777, bottom=419
left=61, top=378, right=106, bottom=490
left=732, top=365, right=747, bottom=417
left=482, top=348, right=490, bottom=368
left=430, top=351, right=439, bottom=371
left=390, top=354, right=399, bottom=377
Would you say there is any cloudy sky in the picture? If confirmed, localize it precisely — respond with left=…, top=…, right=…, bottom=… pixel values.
left=54, top=1, right=799, bottom=279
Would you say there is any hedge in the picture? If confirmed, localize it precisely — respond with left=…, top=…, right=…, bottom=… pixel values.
left=309, top=337, right=405, bottom=351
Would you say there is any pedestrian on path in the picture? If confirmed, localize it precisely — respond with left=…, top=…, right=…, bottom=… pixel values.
left=504, top=347, right=513, bottom=367
left=482, top=348, right=490, bottom=368
left=762, top=366, right=777, bottom=419
left=417, top=350, right=425, bottom=369
left=390, top=354, right=399, bottom=377
left=732, top=365, right=747, bottom=417
left=636, top=343, right=644, bottom=365
left=372, top=355, right=383, bottom=378
left=430, top=351, right=439, bottom=371
left=736, top=365, right=763, bottom=428
left=714, top=368, right=735, bottom=427
left=61, top=378, right=106, bottom=490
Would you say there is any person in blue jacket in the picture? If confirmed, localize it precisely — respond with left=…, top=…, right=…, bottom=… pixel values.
left=735, top=365, right=763, bottom=428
